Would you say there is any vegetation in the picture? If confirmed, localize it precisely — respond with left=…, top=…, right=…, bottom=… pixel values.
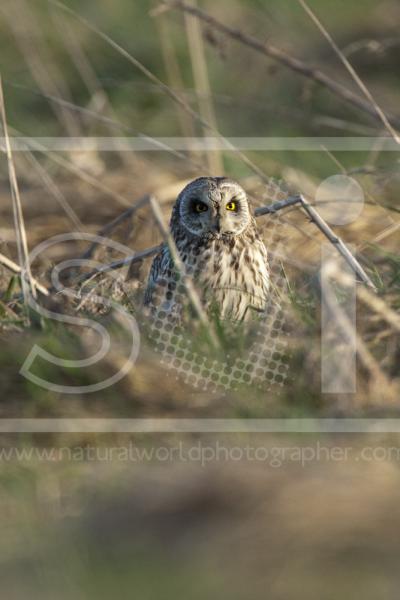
left=0, top=0, right=399, bottom=596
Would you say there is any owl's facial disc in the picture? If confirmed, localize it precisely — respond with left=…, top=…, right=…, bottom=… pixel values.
left=180, top=193, right=213, bottom=236
left=217, top=192, right=249, bottom=236
left=178, top=178, right=251, bottom=238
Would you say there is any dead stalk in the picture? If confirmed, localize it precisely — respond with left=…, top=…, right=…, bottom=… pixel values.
left=184, top=0, right=224, bottom=174
left=297, top=0, right=400, bottom=144
left=50, top=0, right=272, bottom=183
left=2, top=0, right=81, bottom=137
left=326, top=264, right=400, bottom=333
left=81, top=195, right=151, bottom=260
left=23, top=151, right=84, bottom=231
left=0, top=77, right=37, bottom=304
left=156, top=11, right=198, bottom=151
left=52, top=10, right=137, bottom=169
left=76, top=245, right=162, bottom=284
left=162, top=0, right=400, bottom=130
left=256, top=194, right=377, bottom=291
left=321, top=260, right=390, bottom=397
left=8, top=129, right=132, bottom=207
left=80, top=178, right=192, bottom=260
left=0, top=252, right=49, bottom=297
left=77, top=192, right=377, bottom=296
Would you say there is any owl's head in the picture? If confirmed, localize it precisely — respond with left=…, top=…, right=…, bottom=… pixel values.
left=173, top=177, right=252, bottom=238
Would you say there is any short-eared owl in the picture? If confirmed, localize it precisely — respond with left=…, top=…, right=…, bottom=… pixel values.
left=144, top=177, right=269, bottom=321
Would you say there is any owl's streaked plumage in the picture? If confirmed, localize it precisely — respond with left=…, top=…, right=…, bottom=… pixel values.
left=144, top=177, right=270, bottom=321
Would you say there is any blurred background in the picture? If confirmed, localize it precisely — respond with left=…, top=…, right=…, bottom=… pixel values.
left=0, top=1, right=399, bottom=597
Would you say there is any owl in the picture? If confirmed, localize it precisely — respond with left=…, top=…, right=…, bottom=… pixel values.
left=144, top=177, right=270, bottom=321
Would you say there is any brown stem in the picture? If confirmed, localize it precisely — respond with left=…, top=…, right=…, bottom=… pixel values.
left=162, top=0, right=400, bottom=129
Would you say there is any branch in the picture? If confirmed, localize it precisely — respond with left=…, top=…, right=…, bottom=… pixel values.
left=297, top=0, right=399, bottom=143
left=0, top=251, right=49, bottom=297
left=326, top=263, right=400, bottom=333
left=321, top=258, right=389, bottom=390
left=81, top=194, right=151, bottom=259
left=0, top=76, right=38, bottom=305
left=161, top=0, right=400, bottom=130
left=49, top=0, right=274, bottom=183
left=76, top=244, right=162, bottom=284
left=75, top=193, right=377, bottom=294
left=254, top=195, right=302, bottom=216
left=255, top=194, right=377, bottom=291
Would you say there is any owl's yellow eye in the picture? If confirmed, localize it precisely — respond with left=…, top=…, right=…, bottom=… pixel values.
left=226, top=201, right=237, bottom=211
left=194, top=201, right=208, bottom=213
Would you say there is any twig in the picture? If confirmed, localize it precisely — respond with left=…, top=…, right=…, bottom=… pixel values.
left=49, top=0, right=272, bottom=184
left=75, top=193, right=377, bottom=295
left=297, top=0, right=400, bottom=144
left=0, top=76, right=37, bottom=305
left=0, top=298, right=21, bottom=321
left=361, top=221, right=400, bottom=250
left=327, top=264, right=400, bottom=334
left=149, top=195, right=220, bottom=348
left=79, top=179, right=193, bottom=260
left=342, top=37, right=400, bottom=58
left=321, top=259, right=390, bottom=396
left=1, top=0, right=79, bottom=136
left=4, top=81, right=207, bottom=174
left=23, top=150, right=84, bottom=231
left=319, top=144, right=394, bottom=220
left=155, top=11, right=198, bottom=154
left=254, top=195, right=302, bottom=216
left=79, top=241, right=312, bottom=286
left=8, top=127, right=132, bottom=208
left=49, top=0, right=211, bottom=135
left=255, top=194, right=377, bottom=291
left=184, top=0, right=223, bottom=174
left=299, top=196, right=377, bottom=291
left=0, top=251, right=49, bottom=297
left=76, top=245, right=162, bottom=284
left=161, top=0, right=400, bottom=130
left=2, top=0, right=80, bottom=137
left=81, top=194, right=151, bottom=259
left=51, top=9, right=137, bottom=170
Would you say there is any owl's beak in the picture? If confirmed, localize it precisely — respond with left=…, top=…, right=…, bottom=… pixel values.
left=211, top=216, right=221, bottom=234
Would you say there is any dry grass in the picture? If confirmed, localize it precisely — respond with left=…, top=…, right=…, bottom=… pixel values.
left=0, top=161, right=398, bottom=413
left=0, top=2, right=400, bottom=595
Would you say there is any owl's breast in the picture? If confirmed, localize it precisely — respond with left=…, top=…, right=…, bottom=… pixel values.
left=191, top=237, right=270, bottom=321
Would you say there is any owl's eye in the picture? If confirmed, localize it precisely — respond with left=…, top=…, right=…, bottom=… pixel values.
left=193, top=201, right=208, bottom=213
left=226, top=201, right=238, bottom=212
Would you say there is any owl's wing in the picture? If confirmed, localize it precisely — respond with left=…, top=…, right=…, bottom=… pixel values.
left=241, top=239, right=271, bottom=318
left=143, top=244, right=172, bottom=306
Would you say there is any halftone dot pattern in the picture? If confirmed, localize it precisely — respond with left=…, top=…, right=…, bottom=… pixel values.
left=147, top=178, right=290, bottom=393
